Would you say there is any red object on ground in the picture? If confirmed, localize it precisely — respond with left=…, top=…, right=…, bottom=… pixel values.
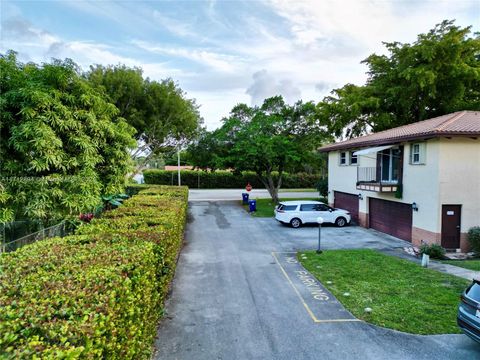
left=246, top=183, right=252, bottom=192
left=79, top=213, right=94, bottom=223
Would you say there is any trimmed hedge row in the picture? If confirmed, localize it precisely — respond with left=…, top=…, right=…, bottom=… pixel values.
left=0, top=185, right=188, bottom=359
left=143, top=169, right=321, bottom=189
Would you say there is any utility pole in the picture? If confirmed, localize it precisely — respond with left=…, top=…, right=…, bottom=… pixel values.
left=177, top=147, right=181, bottom=186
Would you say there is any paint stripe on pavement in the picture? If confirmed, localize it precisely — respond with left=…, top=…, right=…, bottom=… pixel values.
left=272, top=251, right=359, bottom=323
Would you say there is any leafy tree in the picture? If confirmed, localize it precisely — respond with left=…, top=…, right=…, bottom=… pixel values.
left=185, top=129, right=226, bottom=171
left=287, top=150, right=328, bottom=175
left=0, top=51, right=136, bottom=223
left=86, top=65, right=202, bottom=167
left=163, top=150, right=190, bottom=166
left=216, top=96, right=329, bottom=203
left=317, top=20, right=480, bottom=138
left=87, top=64, right=146, bottom=133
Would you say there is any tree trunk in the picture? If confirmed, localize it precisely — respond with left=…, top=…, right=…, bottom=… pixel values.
left=257, top=172, right=279, bottom=204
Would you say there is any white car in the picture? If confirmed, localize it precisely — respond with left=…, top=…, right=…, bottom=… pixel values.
left=274, top=200, right=351, bottom=228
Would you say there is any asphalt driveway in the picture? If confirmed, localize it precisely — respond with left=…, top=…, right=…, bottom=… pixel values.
left=154, top=201, right=479, bottom=360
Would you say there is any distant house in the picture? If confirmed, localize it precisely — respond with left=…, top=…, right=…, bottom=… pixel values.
left=164, top=165, right=194, bottom=171
left=319, top=111, right=480, bottom=252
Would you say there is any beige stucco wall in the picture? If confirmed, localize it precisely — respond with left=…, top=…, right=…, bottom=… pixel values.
left=327, top=138, right=480, bottom=248
left=402, top=141, right=441, bottom=233
left=437, top=138, right=480, bottom=232
left=328, top=141, right=441, bottom=233
left=328, top=138, right=480, bottom=248
left=360, top=142, right=441, bottom=232
left=327, top=151, right=358, bottom=205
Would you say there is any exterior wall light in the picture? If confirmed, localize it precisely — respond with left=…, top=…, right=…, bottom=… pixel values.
left=412, top=202, right=419, bottom=211
left=358, top=193, right=363, bottom=200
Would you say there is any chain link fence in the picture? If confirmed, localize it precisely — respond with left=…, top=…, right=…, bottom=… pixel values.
left=0, top=221, right=66, bottom=253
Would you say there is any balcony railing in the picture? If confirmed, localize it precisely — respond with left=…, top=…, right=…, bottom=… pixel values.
left=357, top=167, right=377, bottom=183
left=356, top=167, right=399, bottom=193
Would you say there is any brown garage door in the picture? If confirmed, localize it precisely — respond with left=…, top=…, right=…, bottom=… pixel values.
left=369, top=198, right=412, bottom=242
left=334, top=191, right=359, bottom=224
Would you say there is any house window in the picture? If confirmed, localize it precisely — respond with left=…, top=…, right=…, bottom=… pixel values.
left=380, top=148, right=401, bottom=183
left=349, top=152, right=358, bottom=165
left=339, top=152, right=347, bottom=165
left=410, top=143, right=426, bottom=164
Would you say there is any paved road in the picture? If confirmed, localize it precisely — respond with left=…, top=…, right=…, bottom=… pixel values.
left=154, top=201, right=479, bottom=360
left=188, top=189, right=318, bottom=201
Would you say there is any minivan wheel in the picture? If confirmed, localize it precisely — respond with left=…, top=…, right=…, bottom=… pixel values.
left=290, top=218, right=302, bottom=228
left=335, top=217, right=347, bottom=227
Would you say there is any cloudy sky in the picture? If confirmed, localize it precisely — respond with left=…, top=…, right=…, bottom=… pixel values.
left=1, top=1, right=479, bottom=129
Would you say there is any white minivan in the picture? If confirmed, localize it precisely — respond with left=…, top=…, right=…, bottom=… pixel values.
left=274, top=200, right=351, bottom=228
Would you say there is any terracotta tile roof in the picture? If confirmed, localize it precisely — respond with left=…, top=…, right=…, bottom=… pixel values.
left=319, top=110, right=480, bottom=152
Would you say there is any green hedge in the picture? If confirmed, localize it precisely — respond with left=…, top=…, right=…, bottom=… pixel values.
left=468, top=226, right=480, bottom=254
left=143, top=169, right=321, bottom=189
left=0, top=185, right=188, bottom=359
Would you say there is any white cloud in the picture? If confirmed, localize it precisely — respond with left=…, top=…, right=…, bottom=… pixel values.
left=268, top=0, right=477, bottom=55
left=246, top=70, right=301, bottom=106
left=132, top=40, right=245, bottom=73
left=152, top=10, right=199, bottom=39
left=47, top=41, right=139, bottom=67
left=2, top=0, right=478, bottom=130
left=0, top=17, right=189, bottom=79
left=315, top=82, right=334, bottom=93
left=189, top=88, right=250, bottom=130
left=0, top=17, right=137, bottom=69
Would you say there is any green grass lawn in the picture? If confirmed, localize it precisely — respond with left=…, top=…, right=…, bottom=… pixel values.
left=242, top=197, right=326, bottom=217
left=442, top=259, right=480, bottom=271
left=299, top=249, right=469, bottom=334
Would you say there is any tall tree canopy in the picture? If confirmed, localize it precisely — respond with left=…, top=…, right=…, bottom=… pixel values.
left=0, top=51, right=136, bottom=223
left=214, top=96, right=329, bottom=203
left=317, top=20, right=480, bottom=138
left=185, top=129, right=225, bottom=171
left=86, top=65, right=202, bottom=164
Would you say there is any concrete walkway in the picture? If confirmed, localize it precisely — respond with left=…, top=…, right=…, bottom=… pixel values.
left=379, top=248, right=479, bottom=281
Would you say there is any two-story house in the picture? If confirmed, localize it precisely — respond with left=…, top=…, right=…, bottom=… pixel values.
left=319, top=111, right=480, bottom=252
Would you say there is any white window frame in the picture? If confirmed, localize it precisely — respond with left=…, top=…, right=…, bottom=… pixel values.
left=380, top=148, right=400, bottom=184
left=349, top=152, right=358, bottom=166
left=339, top=151, right=347, bottom=165
left=410, top=143, right=426, bottom=165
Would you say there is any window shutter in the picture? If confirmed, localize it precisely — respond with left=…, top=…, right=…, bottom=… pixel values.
left=409, top=145, right=414, bottom=164
left=376, top=152, right=381, bottom=181
left=419, top=143, right=426, bottom=164
left=398, top=145, right=404, bottom=181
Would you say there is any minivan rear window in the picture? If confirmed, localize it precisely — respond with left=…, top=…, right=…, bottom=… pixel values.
left=467, top=282, right=480, bottom=302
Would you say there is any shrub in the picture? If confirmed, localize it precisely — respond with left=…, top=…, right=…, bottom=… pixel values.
left=0, top=185, right=188, bottom=359
left=143, top=169, right=320, bottom=189
left=419, top=243, right=446, bottom=259
left=316, top=178, right=328, bottom=196
left=467, top=226, right=480, bottom=255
